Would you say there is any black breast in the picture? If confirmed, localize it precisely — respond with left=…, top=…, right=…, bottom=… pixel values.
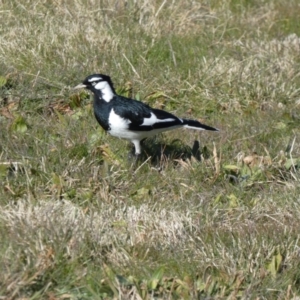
left=93, top=96, right=112, bottom=131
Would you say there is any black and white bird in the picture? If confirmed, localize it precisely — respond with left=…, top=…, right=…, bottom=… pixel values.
left=74, top=74, right=218, bottom=157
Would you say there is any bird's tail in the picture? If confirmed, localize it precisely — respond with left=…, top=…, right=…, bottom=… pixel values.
left=183, top=119, right=219, bottom=131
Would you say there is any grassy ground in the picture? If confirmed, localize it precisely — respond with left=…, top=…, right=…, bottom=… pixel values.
left=1, top=0, right=300, bottom=299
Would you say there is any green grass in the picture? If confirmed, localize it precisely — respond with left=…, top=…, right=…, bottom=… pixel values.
left=1, top=0, right=300, bottom=298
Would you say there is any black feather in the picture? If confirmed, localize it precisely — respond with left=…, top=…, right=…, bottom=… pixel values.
left=183, top=119, right=219, bottom=131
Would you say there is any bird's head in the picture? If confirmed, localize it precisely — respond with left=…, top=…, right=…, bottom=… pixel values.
left=74, top=74, right=116, bottom=102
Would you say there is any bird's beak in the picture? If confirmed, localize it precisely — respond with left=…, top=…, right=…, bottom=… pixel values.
left=74, top=83, right=86, bottom=90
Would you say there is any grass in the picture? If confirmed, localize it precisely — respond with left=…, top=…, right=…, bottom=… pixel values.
left=0, top=0, right=300, bottom=298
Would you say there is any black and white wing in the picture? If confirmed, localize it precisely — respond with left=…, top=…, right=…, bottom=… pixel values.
left=113, top=96, right=183, bottom=131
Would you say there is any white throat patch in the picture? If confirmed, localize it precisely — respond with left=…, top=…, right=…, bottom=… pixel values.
left=94, top=81, right=114, bottom=102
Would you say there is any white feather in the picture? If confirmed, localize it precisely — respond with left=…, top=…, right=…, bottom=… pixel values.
left=108, top=110, right=183, bottom=142
left=141, top=112, right=176, bottom=126
left=108, top=109, right=131, bottom=137
left=183, top=124, right=205, bottom=130
left=88, top=76, right=103, bottom=82
left=94, top=81, right=114, bottom=102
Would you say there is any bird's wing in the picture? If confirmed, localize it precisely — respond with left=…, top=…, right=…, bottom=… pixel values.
left=113, top=97, right=183, bottom=131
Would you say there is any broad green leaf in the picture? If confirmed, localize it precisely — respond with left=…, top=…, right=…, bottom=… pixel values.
left=0, top=164, right=9, bottom=177
left=274, top=122, right=286, bottom=130
left=149, top=266, right=164, bottom=290
left=213, top=193, right=223, bottom=204
left=0, top=76, right=7, bottom=88
left=223, top=165, right=240, bottom=174
left=227, top=193, right=239, bottom=208
left=285, top=158, right=300, bottom=170
left=267, top=252, right=283, bottom=277
left=51, top=173, right=64, bottom=190
left=11, top=115, right=28, bottom=133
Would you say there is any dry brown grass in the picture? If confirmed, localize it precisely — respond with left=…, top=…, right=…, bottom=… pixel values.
left=1, top=0, right=300, bottom=298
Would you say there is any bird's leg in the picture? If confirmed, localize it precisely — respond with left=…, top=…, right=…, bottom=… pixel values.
left=127, top=143, right=136, bottom=160
left=127, top=140, right=143, bottom=166
left=127, top=152, right=142, bottom=169
left=128, top=151, right=141, bottom=161
left=133, top=153, right=141, bottom=164
left=127, top=145, right=136, bottom=160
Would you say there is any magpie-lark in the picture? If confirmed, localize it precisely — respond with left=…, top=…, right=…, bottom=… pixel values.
left=75, top=74, right=218, bottom=157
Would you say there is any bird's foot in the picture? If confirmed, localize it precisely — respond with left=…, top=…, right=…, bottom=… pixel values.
left=127, top=151, right=142, bottom=166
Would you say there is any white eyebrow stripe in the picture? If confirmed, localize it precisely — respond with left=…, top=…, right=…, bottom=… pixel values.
left=88, top=77, right=102, bottom=82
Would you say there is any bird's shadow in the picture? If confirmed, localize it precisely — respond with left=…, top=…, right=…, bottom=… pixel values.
left=128, top=138, right=211, bottom=166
